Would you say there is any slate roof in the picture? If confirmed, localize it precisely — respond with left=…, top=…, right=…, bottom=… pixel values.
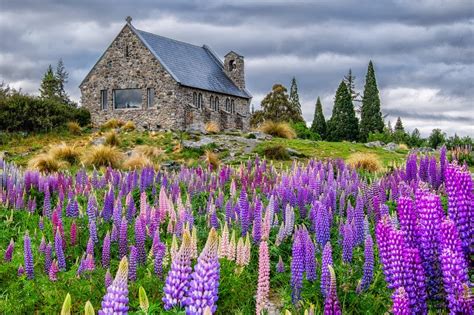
left=133, top=27, right=251, bottom=99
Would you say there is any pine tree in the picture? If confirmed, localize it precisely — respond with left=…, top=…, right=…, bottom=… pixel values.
left=343, top=69, right=361, bottom=103
left=359, top=61, right=384, bottom=142
left=260, top=84, right=293, bottom=122
left=394, top=117, right=404, bottom=132
left=327, top=81, right=359, bottom=141
left=39, top=65, right=61, bottom=101
left=288, top=77, right=305, bottom=122
left=55, top=59, right=71, bottom=105
left=310, top=97, right=327, bottom=139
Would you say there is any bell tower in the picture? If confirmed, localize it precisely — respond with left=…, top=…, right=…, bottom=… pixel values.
left=224, top=51, right=245, bottom=90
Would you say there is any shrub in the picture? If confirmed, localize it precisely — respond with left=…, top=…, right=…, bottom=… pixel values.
left=105, top=131, right=120, bottom=147
left=102, top=118, right=124, bottom=130
left=28, top=153, right=68, bottom=173
left=73, top=108, right=91, bottom=127
left=291, top=122, right=321, bottom=140
left=347, top=153, right=382, bottom=173
left=123, top=153, right=153, bottom=170
left=67, top=121, right=82, bottom=135
left=204, top=150, right=219, bottom=169
left=122, top=121, right=136, bottom=132
left=262, top=144, right=290, bottom=160
left=81, top=145, right=123, bottom=168
left=49, top=143, right=81, bottom=165
left=259, top=121, right=296, bottom=139
left=205, top=122, right=220, bottom=134
left=367, top=131, right=392, bottom=144
left=134, top=145, right=163, bottom=159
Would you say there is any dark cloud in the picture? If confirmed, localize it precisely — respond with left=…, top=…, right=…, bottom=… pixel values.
left=0, top=0, right=472, bottom=136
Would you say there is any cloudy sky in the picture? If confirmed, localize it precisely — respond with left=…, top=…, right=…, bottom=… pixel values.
left=1, top=0, right=473, bottom=136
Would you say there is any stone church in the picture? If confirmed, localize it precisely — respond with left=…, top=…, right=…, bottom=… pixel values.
left=80, top=17, right=252, bottom=131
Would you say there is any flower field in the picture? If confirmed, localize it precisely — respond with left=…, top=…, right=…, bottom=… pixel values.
left=0, top=148, right=472, bottom=314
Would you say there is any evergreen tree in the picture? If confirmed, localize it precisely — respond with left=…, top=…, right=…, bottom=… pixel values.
left=260, top=84, right=293, bottom=122
left=55, top=59, right=72, bottom=105
left=39, top=65, right=60, bottom=101
left=343, top=69, right=361, bottom=103
left=288, top=77, right=305, bottom=122
left=310, top=96, right=327, bottom=139
left=327, top=81, right=359, bottom=141
left=394, top=117, right=404, bottom=132
left=359, top=61, right=384, bottom=142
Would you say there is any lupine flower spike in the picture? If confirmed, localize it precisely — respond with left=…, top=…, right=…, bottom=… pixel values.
left=99, top=256, right=129, bottom=314
left=323, top=265, right=341, bottom=315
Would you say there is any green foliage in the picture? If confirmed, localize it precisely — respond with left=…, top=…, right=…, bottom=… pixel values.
left=343, top=69, right=361, bottom=102
left=291, top=122, right=321, bottom=140
left=260, top=84, right=303, bottom=123
left=428, top=128, right=446, bottom=149
left=394, top=117, right=404, bottom=133
left=406, top=128, right=425, bottom=148
left=262, top=144, right=290, bottom=160
left=39, top=65, right=61, bottom=101
left=327, top=81, right=359, bottom=142
left=367, top=131, right=392, bottom=144
left=310, top=97, right=327, bottom=139
left=249, top=110, right=265, bottom=128
left=359, top=61, right=384, bottom=142
left=288, top=77, right=305, bottom=123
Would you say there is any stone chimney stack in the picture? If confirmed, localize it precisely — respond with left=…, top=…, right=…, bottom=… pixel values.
left=224, top=51, right=245, bottom=90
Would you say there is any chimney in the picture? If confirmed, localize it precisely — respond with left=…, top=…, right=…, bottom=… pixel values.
left=224, top=51, right=245, bottom=90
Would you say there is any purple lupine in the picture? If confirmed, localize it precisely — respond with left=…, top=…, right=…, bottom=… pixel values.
left=402, top=246, right=427, bottom=314
left=23, top=232, right=34, bottom=280
left=44, top=242, right=52, bottom=274
left=252, top=199, right=262, bottom=244
left=128, top=245, right=137, bottom=282
left=55, top=227, right=66, bottom=271
left=358, top=233, right=374, bottom=292
left=396, top=196, right=418, bottom=247
left=316, top=202, right=331, bottom=247
left=276, top=255, right=285, bottom=273
left=119, top=216, right=128, bottom=259
left=39, top=236, right=46, bottom=254
left=102, top=187, right=114, bottom=221
left=439, top=145, right=447, bottom=184
left=163, top=231, right=193, bottom=310
left=86, top=237, right=94, bottom=256
left=405, top=154, right=417, bottom=182
left=86, top=194, right=97, bottom=222
left=4, top=239, right=14, bottom=262
left=39, top=216, right=44, bottom=230
left=342, top=222, right=354, bottom=263
left=105, top=268, right=113, bottom=288
left=305, top=232, right=317, bottom=281
left=239, top=190, right=250, bottom=236
left=18, top=264, right=25, bottom=276
left=99, top=256, right=129, bottom=315
left=353, top=194, right=365, bottom=245
left=323, top=265, right=341, bottom=315
left=43, top=187, right=51, bottom=219
left=66, top=197, right=79, bottom=218
left=102, top=231, right=111, bottom=268
left=290, top=228, right=305, bottom=303
left=154, top=241, right=166, bottom=278
left=321, top=242, right=333, bottom=298
left=49, top=260, right=59, bottom=281
left=89, top=220, right=98, bottom=243
left=428, top=156, right=438, bottom=188
left=392, top=287, right=410, bottom=315
left=70, top=220, right=77, bottom=246
left=134, top=217, right=146, bottom=265
left=185, top=228, right=220, bottom=315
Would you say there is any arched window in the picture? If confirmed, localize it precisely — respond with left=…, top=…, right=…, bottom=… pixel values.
left=193, top=92, right=197, bottom=106
left=231, top=100, right=235, bottom=113
left=215, top=97, right=219, bottom=111
left=198, top=93, right=203, bottom=109
left=229, top=60, right=236, bottom=71
left=225, top=98, right=230, bottom=111
left=210, top=96, right=214, bottom=109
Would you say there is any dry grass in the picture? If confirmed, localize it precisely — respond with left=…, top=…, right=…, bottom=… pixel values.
left=347, top=153, right=382, bottom=173
left=105, top=131, right=120, bottom=146
left=28, top=153, right=68, bottom=173
left=259, top=121, right=296, bottom=139
left=262, top=144, right=290, bottom=160
left=204, top=150, right=219, bottom=169
left=48, top=143, right=81, bottom=165
left=102, top=118, right=124, bottom=130
left=122, top=121, right=136, bottom=131
left=398, top=143, right=409, bottom=150
left=66, top=121, right=82, bottom=135
left=205, top=121, right=220, bottom=134
left=122, top=153, right=153, bottom=170
left=81, top=145, right=123, bottom=168
left=134, top=145, right=163, bottom=159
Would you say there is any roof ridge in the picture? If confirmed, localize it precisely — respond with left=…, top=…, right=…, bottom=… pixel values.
left=136, top=29, right=204, bottom=50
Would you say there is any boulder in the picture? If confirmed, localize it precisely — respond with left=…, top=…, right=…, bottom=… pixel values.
left=91, top=137, right=106, bottom=146
left=247, top=131, right=271, bottom=140
left=182, top=137, right=215, bottom=149
left=287, top=148, right=306, bottom=157
left=365, top=141, right=384, bottom=148
left=384, top=142, right=398, bottom=151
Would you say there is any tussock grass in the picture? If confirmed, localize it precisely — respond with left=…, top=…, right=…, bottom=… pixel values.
left=48, top=143, right=81, bottom=165
left=81, top=145, right=123, bottom=168
left=101, top=118, right=124, bottom=130
left=134, top=145, right=163, bottom=159
left=259, top=121, right=296, bottom=139
left=66, top=121, right=82, bottom=135
left=105, top=131, right=120, bottom=147
left=347, top=152, right=382, bottom=172
left=204, top=150, right=219, bottom=169
left=121, top=121, right=136, bottom=132
left=398, top=143, right=409, bottom=150
left=205, top=121, right=220, bottom=134
left=263, top=144, right=290, bottom=160
left=122, top=153, right=153, bottom=170
left=28, top=153, right=68, bottom=173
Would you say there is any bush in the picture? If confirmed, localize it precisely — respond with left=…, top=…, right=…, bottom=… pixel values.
left=105, top=131, right=120, bottom=146
left=49, top=143, right=81, bottom=165
left=73, top=108, right=91, bottom=127
left=66, top=121, right=82, bottom=135
left=28, top=153, right=68, bottom=173
left=262, top=144, right=290, bottom=160
left=122, top=121, right=136, bottom=132
left=205, top=122, right=220, bottom=134
left=367, top=131, right=392, bottom=144
left=291, top=122, right=321, bottom=140
left=260, top=121, right=296, bottom=139
left=123, top=153, right=153, bottom=170
left=81, top=145, right=123, bottom=168
left=347, top=153, right=382, bottom=173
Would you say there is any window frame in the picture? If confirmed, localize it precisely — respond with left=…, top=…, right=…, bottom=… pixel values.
left=215, top=96, right=219, bottom=111
left=231, top=100, right=235, bottom=113
left=100, top=89, right=108, bottom=110
left=113, top=88, right=142, bottom=110
left=147, top=88, right=155, bottom=108
left=198, top=93, right=203, bottom=109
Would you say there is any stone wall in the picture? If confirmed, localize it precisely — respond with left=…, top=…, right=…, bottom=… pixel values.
left=80, top=24, right=250, bottom=131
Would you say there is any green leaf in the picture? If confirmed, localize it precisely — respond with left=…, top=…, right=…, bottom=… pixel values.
left=60, top=293, right=71, bottom=315
left=139, top=286, right=149, bottom=313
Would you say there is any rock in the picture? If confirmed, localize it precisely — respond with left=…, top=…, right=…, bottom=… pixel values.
left=365, top=141, right=384, bottom=148
left=91, top=137, right=106, bottom=146
left=182, top=137, right=215, bottom=149
left=287, top=148, right=306, bottom=157
left=384, top=142, right=398, bottom=151
left=160, top=161, right=182, bottom=172
left=247, top=131, right=270, bottom=140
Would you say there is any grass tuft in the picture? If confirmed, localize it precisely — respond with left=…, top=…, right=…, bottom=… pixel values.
left=28, top=153, right=68, bottom=173
left=101, top=118, right=124, bottom=130
left=347, top=152, right=382, bottom=172
left=121, top=121, right=136, bottom=132
left=122, top=153, right=153, bottom=170
left=49, top=143, right=81, bottom=165
left=134, top=145, right=163, bottom=159
left=204, top=150, right=220, bottom=169
left=205, top=121, right=220, bottom=134
left=66, top=121, right=82, bottom=135
left=81, top=145, right=123, bottom=168
left=105, top=131, right=120, bottom=147
left=262, top=144, right=290, bottom=160
left=259, top=121, right=296, bottom=139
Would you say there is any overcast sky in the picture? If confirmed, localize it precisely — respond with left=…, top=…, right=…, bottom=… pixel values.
left=1, top=0, right=473, bottom=136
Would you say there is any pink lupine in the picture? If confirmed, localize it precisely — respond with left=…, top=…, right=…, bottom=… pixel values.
left=256, top=241, right=270, bottom=315
left=4, top=239, right=14, bottom=262
left=49, top=260, right=59, bottom=281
